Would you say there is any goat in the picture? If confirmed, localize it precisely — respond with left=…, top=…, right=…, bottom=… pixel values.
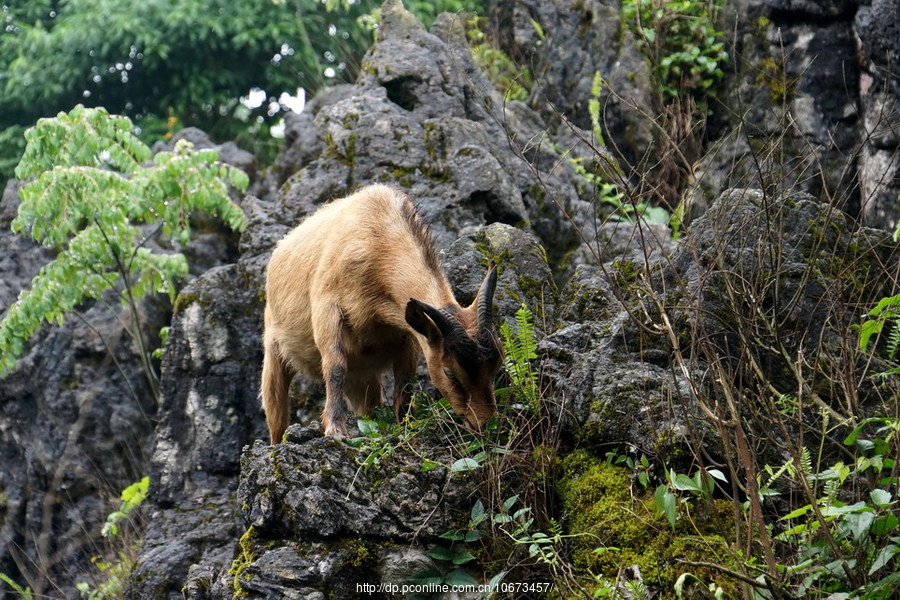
left=261, top=184, right=502, bottom=443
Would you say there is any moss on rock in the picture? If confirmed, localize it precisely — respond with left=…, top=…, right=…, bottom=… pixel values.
left=557, top=450, right=739, bottom=597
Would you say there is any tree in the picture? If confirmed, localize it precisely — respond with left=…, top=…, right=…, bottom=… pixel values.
left=0, top=0, right=487, bottom=182
left=0, top=105, right=248, bottom=398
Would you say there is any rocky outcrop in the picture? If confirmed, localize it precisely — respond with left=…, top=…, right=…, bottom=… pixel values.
left=0, top=132, right=248, bottom=598
left=4, top=0, right=899, bottom=597
left=856, top=0, right=900, bottom=230
left=128, top=2, right=579, bottom=594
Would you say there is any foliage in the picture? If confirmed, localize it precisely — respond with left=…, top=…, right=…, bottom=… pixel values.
left=466, top=17, right=532, bottom=102
left=0, top=106, right=247, bottom=394
left=0, top=0, right=488, bottom=180
left=0, top=573, right=33, bottom=600
left=557, top=451, right=738, bottom=596
left=764, top=419, right=900, bottom=598
left=403, top=0, right=486, bottom=28
left=859, top=294, right=900, bottom=368
left=654, top=467, right=727, bottom=528
left=101, top=477, right=150, bottom=539
left=621, top=0, right=729, bottom=104
left=75, top=477, right=151, bottom=600
left=498, top=304, right=539, bottom=407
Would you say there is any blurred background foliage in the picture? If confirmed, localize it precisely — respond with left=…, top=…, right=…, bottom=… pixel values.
left=0, top=0, right=486, bottom=182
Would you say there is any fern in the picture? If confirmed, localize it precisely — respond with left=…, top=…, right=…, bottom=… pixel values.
left=499, top=304, right=539, bottom=407
left=886, top=320, right=900, bottom=359
left=0, top=574, right=33, bottom=600
left=799, top=446, right=813, bottom=477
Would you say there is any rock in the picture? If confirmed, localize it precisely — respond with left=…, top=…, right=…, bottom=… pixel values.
left=697, top=0, right=861, bottom=213
left=544, top=186, right=897, bottom=461
left=181, top=425, right=476, bottom=599
left=0, top=179, right=170, bottom=598
left=126, top=260, right=267, bottom=597
left=855, top=0, right=900, bottom=230
left=272, top=4, right=596, bottom=273
left=490, top=0, right=656, bottom=166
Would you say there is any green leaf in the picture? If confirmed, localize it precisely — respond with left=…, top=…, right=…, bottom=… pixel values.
left=464, top=530, right=481, bottom=543
left=707, top=468, right=728, bottom=483
left=470, top=499, right=485, bottom=525
left=451, top=550, right=476, bottom=565
left=821, top=501, right=869, bottom=517
left=672, top=473, right=702, bottom=493
left=443, top=569, right=479, bottom=587
left=356, top=418, right=380, bottom=436
left=425, top=546, right=455, bottom=562
left=869, top=544, right=899, bottom=575
left=871, top=514, right=898, bottom=535
left=121, top=476, right=150, bottom=508
left=845, top=511, right=875, bottom=541
left=439, top=529, right=465, bottom=541
left=449, top=458, right=480, bottom=473
left=655, top=485, right=677, bottom=527
left=780, top=505, right=813, bottom=521
left=871, top=489, right=893, bottom=508
left=406, top=567, right=444, bottom=586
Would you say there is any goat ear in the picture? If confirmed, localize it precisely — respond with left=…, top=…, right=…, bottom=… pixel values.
left=405, top=299, right=442, bottom=344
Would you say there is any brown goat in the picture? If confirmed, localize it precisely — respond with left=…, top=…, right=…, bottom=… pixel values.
left=261, top=184, right=502, bottom=442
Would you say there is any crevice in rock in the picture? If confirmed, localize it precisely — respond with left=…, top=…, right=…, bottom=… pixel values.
left=383, top=76, right=422, bottom=111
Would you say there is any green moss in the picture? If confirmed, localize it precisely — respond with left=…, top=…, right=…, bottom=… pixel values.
left=423, top=122, right=445, bottom=161
left=173, top=291, right=200, bottom=314
left=228, top=526, right=258, bottom=598
left=610, top=258, right=640, bottom=288
left=557, top=451, right=739, bottom=596
left=756, top=56, right=793, bottom=103
left=389, top=167, right=415, bottom=188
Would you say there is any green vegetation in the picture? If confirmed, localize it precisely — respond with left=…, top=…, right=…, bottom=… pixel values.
left=466, top=17, right=532, bottom=102
left=0, top=0, right=488, bottom=179
left=499, top=304, right=540, bottom=408
left=558, top=451, right=737, bottom=598
left=621, top=0, right=728, bottom=105
left=0, top=106, right=247, bottom=399
left=0, top=573, right=33, bottom=600
left=75, top=477, right=151, bottom=599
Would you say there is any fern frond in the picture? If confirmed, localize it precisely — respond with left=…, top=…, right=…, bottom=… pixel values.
left=799, top=447, right=813, bottom=477
left=886, top=320, right=900, bottom=359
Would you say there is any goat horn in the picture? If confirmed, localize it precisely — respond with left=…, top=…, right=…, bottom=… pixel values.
left=412, top=299, right=467, bottom=341
left=476, top=264, right=497, bottom=332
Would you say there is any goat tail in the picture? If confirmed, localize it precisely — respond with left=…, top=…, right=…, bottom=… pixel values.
left=261, top=335, right=292, bottom=444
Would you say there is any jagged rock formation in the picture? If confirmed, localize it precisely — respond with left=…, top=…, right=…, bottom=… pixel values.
left=1, top=0, right=899, bottom=598
left=127, top=2, right=585, bottom=595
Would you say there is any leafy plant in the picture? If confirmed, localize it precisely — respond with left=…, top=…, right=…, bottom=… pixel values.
left=75, top=477, right=151, bottom=600
left=0, top=573, right=33, bottom=600
left=101, top=477, right=150, bottom=539
left=498, top=304, right=539, bottom=407
left=621, top=0, right=729, bottom=104
left=859, top=294, right=900, bottom=367
left=466, top=17, right=532, bottom=102
left=654, top=467, right=727, bottom=528
left=763, top=419, right=900, bottom=598
left=408, top=499, right=484, bottom=594
left=0, top=105, right=247, bottom=399
left=564, top=74, right=674, bottom=231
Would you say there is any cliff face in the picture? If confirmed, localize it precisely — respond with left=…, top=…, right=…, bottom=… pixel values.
left=0, top=0, right=898, bottom=598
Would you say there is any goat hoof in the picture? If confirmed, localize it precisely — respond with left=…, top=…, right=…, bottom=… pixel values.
left=324, top=423, right=349, bottom=438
